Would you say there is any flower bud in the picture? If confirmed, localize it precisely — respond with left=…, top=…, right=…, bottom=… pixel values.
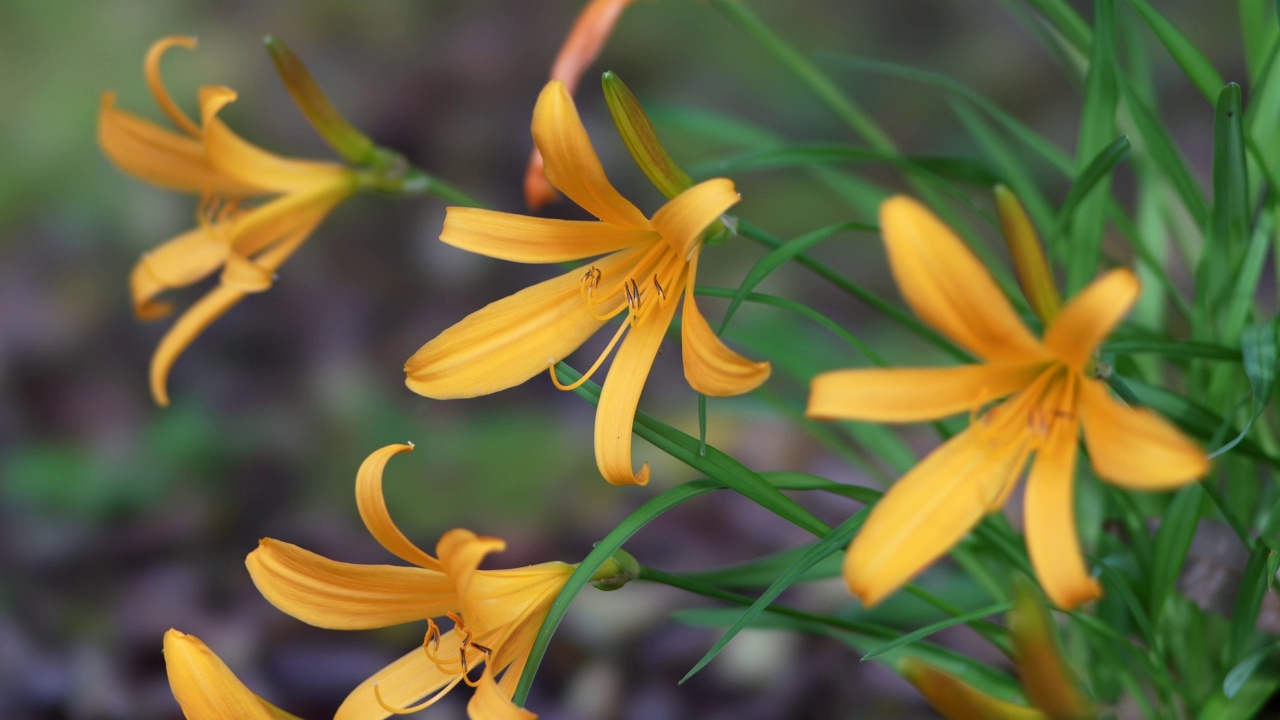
left=265, top=35, right=376, bottom=165
left=995, top=185, right=1062, bottom=324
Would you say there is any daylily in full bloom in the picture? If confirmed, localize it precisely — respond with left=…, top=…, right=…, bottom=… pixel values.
left=245, top=444, right=626, bottom=718
left=524, top=0, right=637, bottom=209
left=164, top=628, right=301, bottom=720
left=406, top=81, right=770, bottom=486
left=100, top=36, right=359, bottom=405
left=806, top=196, right=1208, bottom=609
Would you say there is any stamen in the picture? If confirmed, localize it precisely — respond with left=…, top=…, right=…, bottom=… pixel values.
left=549, top=316, right=632, bottom=391
left=652, top=274, right=667, bottom=302
left=623, top=278, right=641, bottom=311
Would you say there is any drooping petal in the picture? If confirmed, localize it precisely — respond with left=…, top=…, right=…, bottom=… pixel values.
left=1024, top=393, right=1102, bottom=610
left=145, top=37, right=202, bottom=138
left=844, top=423, right=1031, bottom=607
left=1077, top=378, right=1208, bottom=489
left=404, top=247, right=645, bottom=399
left=200, top=86, right=350, bottom=193
left=900, top=658, right=1047, bottom=720
left=437, top=529, right=508, bottom=630
left=648, top=178, right=740, bottom=259
left=441, top=207, right=656, bottom=263
left=334, top=635, right=475, bottom=720
left=150, top=283, right=247, bottom=407
left=130, top=225, right=232, bottom=320
left=1043, top=269, right=1139, bottom=371
left=470, top=666, right=537, bottom=720
left=355, top=444, right=444, bottom=571
left=594, top=279, right=683, bottom=486
left=245, top=539, right=454, bottom=630
left=163, top=630, right=301, bottom=720
left=808, top=363, right=1045, bottom=423
left=98, top=95, right=258, bottom=195
left=880, top=196, right=1045, bottom=362
left=530, top=81, right=649, bottom=229
left=681, top=252, right=770, bottom=396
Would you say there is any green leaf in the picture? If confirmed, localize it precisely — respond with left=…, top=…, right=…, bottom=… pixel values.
left=1226, top=545, right=1279, bottom=665
left=1103, top=339, right=1240, bottom=362
left=1093, top=555, right=1155, bottom=644
left=1021, top=0, right=1093, bottom=54
left=1209, top=320, right=1278, bottom=458
left=684, top=545, right=846, bottom=588
left=1056, top=134, right=1130, bottom=239
left=1240, top=0, right=1280, bottom=83
left=716, top=222, right=876, bottom=335
left=1198, top=83, right=1250, bottom=336
left=1223, top=645, right=1278, bottom=698
left=1126, top=0, right=1226, bottom=102
left=1067, top=0, right=1119, bottom=293
left=679, top=508, right=870, bottom=683
left=1116, top=75, right=1210, bottom=228
left=860, top=602, right=1011, bottom=661
left=1148, top=483, right=1205, bottom=622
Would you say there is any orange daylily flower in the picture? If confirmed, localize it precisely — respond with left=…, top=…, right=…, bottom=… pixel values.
left=806, top=196, right=1208, bottom=609
left=164, top=629, right=303, bottom=720
left=246, top=444, right=621, bottom=719
left=100, top=36, right=359, bottom=405
left=525, top=0, right=637, bottom=209
left=406, top=81, right=769, bottom=487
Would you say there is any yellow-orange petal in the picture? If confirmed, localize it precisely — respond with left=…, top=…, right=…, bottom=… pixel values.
left=901, top=658, right=1048, bottom=720
left=594, top=280, right=683, bottom=486
left=531, top=81, right=649, bottom=229
left=1043, top=269, right=1139, bottom=371
left=550, top=0, right=635, bottom=93
left=649, top=178, right=739, bottom=259
left=98, top=95, right=258, bottom=195
left=470, top=665, right=537, bottom=720
left=145, top=37, right=202, bottom=138
left=681, top=253, right=770, bottom=396
left=200, top=86, right=350, bottom=193
left=441, top=207, right=657, bottom=263
left=164, top=629, right=301, bottom=720
left=807, top=363, right=1045, bottom=423
left=355, top=444, right=444, bottom=571
left=1077, top=378, right=1208, bottom=489
left=245, top=539, right=454, bottom=630
left=437, top=529, right=508, bottom=628
left=880, top=196, right=1046, bottom=363
left=1024, top=404, right=1102, bottom=609
left=523, top=149, right=559, bottom=211
left=333, top=633, right=477, bottom=720
left=129, top=226, right=231, bottom=320
left=220, top=251, right=274, bottom=292
left=150, top=283, right=246, bottom=407
left=403, top=248, right=643, bottom=399
left=845, top=424, right=1031, bottom=607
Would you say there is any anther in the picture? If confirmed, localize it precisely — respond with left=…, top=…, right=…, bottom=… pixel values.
left=624, top=278, right=640, bottom=309
left=652, top=274, right=667, bottom=301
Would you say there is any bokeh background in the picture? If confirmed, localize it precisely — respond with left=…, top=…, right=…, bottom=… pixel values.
left=0, top=1, right=1241, bottom=718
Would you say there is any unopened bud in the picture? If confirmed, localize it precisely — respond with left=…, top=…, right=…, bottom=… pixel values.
left=265, top=36, right=376, bottom=166
left=995, top=185, right=1062, bottom=325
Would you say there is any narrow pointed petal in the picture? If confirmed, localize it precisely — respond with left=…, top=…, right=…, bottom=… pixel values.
left=129, top=226, right=231, bottom=320
left=808, top=363, right=1045, bottom=422
left=1043, top=269, right=1139, bottom=371
left=404, top=249, right=644, bottom=398
left=355, top=444, right=444, bottom=571
left=649, top=178, right=739, bottom=258
left=531, top=81, right=649, bottom=229
left=1078, top=379, right=1208, bottom=489
left=437, top=529, right=512, bottom=632
left=845, top=424, right=1030, bottom=606
left=441, top=207, right=656, bottom=263
left=550, top=0, right=634, bottom=94
left=880, top=196, right=1045, bottom=362
left=595, top=286, right=683, bottom=486
left=901, top=658, right=1048, bottom=720
left=145, top=37, right=202, bottom=138
left=164, top=630, right=300, bottom=720
left=681, top=253, right=770, bottom=396
left=200, top=86, right=350, bottom=193
left=246, top=539, right=453, bottom=630
left=334, top=636, right=469, bottom=720
left=1024, top=408, right=1102, bottom=610
left=220, top=252, right=274, bottom=292
left=469, top=668, right=536, bottom=720
left=98, top=95, right=257, bottom=195
left=150, top=284, right=246, bottom=407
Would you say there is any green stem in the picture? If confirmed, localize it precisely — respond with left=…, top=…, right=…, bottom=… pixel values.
left=397, top=168, right=486, bottom=207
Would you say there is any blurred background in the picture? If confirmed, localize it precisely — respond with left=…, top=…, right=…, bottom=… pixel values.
left=0, top=1, right=1241, bottom=717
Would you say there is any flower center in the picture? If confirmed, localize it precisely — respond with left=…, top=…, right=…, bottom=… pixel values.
left=373, top=612, right=492, bottom=715
left=548, top=240, right=686, bottom=392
